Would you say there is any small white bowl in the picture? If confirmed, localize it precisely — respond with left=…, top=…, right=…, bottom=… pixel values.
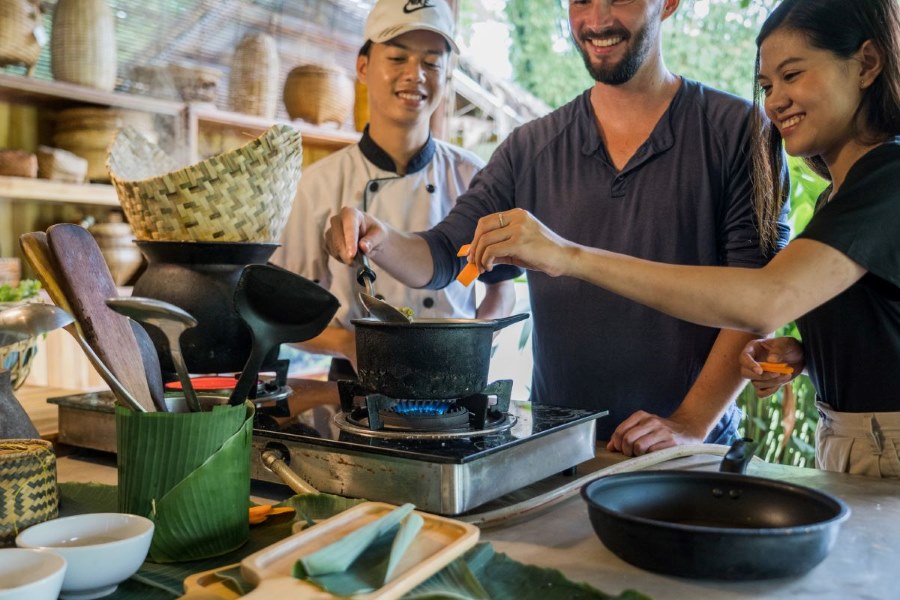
left=0, top=548, right=67, bottom=600
left=16, top=513, right=154, bottom=600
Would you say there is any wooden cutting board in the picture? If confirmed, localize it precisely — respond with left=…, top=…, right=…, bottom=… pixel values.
left=46, top=224, right=157, bottom=412
left=19, top=231, right=165, bottom=411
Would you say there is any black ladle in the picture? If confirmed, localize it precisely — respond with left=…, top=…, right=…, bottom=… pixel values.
left=229, top=265, right=340, bottom=405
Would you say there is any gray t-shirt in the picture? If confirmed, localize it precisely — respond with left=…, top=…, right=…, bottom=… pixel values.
left=419, top=79, right=790, bottom=439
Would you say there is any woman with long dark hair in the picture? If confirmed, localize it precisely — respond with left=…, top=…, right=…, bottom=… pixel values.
left=467, top=0, right=900, bottom=477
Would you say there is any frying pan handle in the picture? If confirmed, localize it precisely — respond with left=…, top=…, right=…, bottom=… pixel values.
left=489, top=312, right=529, bottom=331
left=719, top=438, right=758, bottom=473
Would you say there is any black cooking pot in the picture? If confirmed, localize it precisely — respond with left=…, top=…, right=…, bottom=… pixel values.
left=351, top=313, right=529, bottom=399
left=581, top=440, right=850, bottom=580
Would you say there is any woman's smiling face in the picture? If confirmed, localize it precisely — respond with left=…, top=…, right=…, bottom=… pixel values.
left=758, top=28, right=866, bottom=163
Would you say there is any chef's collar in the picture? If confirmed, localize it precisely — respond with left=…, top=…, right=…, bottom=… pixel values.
left=359, top=125, right=436, bottom=175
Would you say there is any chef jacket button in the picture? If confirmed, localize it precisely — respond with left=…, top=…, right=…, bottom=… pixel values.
left=376, top=294, right=386, bottom=300
left=426, top=184, right=436, bottom=193
left=369, top=182, right=379, bottom=192
left=423, top=297, right=435, bottom=308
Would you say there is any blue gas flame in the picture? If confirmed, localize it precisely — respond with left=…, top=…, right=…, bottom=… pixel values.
left=394, top=400, right=451, bottom=415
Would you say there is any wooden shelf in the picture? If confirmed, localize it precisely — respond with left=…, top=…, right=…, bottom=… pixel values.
left=0, top=176, right=119, bottom=206
left=0, top=72, right=184, bottom=116
left=189, top=104, right=360, bottom=149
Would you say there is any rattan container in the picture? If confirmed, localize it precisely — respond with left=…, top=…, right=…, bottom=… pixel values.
left=50, top=0, right=117, bottom=91
left=36, top=145, right=88, bottom=182
left=52, top=107, right=157, bottom=182
left=0, top=0, right=44, bottom=74
left=0, top=149, right=38, bottom=178
left=108, top=124, right=303, bottom=242
left=168, top=64, right=222, bottom=104
left=283, top=64, right=353, bottom=126
left=88, top=219, right=142, bottom=286
left=0, top=440, right=58, bottom=546
left=229, top=33, right=280, bottom=119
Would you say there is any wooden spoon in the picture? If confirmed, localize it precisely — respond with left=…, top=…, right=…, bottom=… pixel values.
left=19, top=231, right=159, bottom=412
left=45, top=224, right=157, bottom=413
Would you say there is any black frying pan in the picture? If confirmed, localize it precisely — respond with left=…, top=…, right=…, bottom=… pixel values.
left=581, top=439, right=850, bottom=580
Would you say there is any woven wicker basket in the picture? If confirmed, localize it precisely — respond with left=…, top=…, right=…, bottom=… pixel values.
left=50, top=0, right=117, bottom=91
left=108, top=124, right=303, bottom=242
left=36, top=145, right=88, bottom=183
left=0, top=0, right=43, bottom=74
left=53, top=107, right=157, bottom=182
left=168, top=64, right=223, bottom=104
left=283, top=64, right=353, bottom=126
left=0, top=149, right=38, bottom=178
left=229, top=33, right=280, bottom=119
left=0, top=439, right=58, bottom=546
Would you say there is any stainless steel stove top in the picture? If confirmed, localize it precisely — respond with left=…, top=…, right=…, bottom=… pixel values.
left=251, top=400, right=607, bottom=515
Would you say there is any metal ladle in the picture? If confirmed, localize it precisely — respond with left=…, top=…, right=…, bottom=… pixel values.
left=105, top=297, right=201, bottom=412
left=354, top=254, right=412, bottom=324
left=0, top=303, right=75, bottom=347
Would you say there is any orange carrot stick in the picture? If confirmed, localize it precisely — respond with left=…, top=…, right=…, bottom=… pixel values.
left=457, top=244, right=471, bottom=257
left=457, top=262, right=479, bottom=287
left=758, top=362, right=794, bottom=375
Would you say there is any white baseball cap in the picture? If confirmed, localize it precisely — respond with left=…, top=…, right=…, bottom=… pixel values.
left=363, top=0, right=459, bottom=54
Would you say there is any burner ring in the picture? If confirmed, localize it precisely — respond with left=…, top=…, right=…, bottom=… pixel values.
left=332, top=412, right=517, bottom=440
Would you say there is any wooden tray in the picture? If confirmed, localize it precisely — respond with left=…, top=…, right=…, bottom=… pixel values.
left=181, top=502, right=479, bottom=599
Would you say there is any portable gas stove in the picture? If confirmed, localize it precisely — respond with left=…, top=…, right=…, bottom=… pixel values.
left=251, top=379, right=607, bottom=515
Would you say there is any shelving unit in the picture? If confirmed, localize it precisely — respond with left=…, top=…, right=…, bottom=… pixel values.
left=0, top=176, right=118, bottom=206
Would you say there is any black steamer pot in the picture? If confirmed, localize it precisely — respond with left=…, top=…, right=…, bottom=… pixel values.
left=351, top=313, right=529, bottom=399
left=581, top=439, right=850, bottom=581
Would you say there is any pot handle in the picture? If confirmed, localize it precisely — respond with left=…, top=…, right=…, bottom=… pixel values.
left=489, top=312, right=529, bottom=331
left=719, top=438, right=758, bottom=474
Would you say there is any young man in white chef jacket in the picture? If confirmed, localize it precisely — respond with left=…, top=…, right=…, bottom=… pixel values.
left=272, top=0, right=517, bottom=379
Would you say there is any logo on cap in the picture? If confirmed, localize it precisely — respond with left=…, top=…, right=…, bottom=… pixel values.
left=404, top=0, right=435, bottom=14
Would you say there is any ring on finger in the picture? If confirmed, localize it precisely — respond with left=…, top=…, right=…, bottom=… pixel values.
left=498, top=213, right=505, bottom=228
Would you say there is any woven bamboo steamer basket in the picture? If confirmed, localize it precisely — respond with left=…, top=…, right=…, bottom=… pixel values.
left=283, top=64, right=353, bottom=126
left=0, top=0, right=44, bottom=74
left=53, top=107, right=157, bottom=181
left=0, top=439, right=58, bottom=546
left=229, top=32, right=280, bottom=119
left=108, top=124, right=303, bottom=242
left=50, top=0, right=117, bottom=91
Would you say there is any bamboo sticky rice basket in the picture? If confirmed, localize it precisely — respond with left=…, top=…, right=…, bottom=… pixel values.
left=108, top=124, right=302, bottom=242
left=0, top=0, right=44, bottom=74
left=0, top=440, right=58, bottom=546
left=229, top=33, right=280, bottom=119
left=283, top=64, right=353, bottom=126
left=50, top=0, right=117, bottom=91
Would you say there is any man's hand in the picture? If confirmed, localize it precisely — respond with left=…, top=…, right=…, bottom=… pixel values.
left=323, top=206, right=389, bottom=265
left=606, top=410, right=705, bottom=456
left=739, top=337, right=805, bottom=398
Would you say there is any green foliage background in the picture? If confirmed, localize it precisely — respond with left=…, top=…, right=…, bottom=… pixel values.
left=499, top=0, right=829, bottom=466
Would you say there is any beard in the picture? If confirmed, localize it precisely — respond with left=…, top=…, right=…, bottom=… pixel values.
left=575, top=22, right=654, bottom=85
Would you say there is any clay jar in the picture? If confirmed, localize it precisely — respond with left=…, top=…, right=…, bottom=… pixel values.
left=132, top=241, right=278, bottom=374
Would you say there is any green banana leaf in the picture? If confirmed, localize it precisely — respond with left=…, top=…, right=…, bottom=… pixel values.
left=116, top=402, right=254, bottom=562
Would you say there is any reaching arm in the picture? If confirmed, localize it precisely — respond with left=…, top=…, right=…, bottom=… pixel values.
left=607, top=328, right=756, bottom=455
left=324, top=206, right=435, bottom=288
left=468, top=209, right=866, bottom=336
left=290, top=326, right=358, bottom=372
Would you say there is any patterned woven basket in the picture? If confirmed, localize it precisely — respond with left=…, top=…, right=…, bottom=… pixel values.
left=50, top=0, right=117, bottom=91
left=229, top=33, right=280, bottom=119
left=283, top=64, right=353, bottom=126
left=108, top=124, right=303, bottom=242
left=0, top=439, right=58, bottom=547
left=0, top=149, right=38, bottom=178
left=0, top=0, right=43, bottom=74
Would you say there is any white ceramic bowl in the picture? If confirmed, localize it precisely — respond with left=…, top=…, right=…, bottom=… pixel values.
left=16, top=513, right=154, bottom=600
left=0, top=548, right=67, bottom=600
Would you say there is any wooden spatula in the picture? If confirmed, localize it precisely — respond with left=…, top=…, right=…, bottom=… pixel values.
left=19, top=231, right=162, bottom=412
left=45, top=223, right=157, bottom=413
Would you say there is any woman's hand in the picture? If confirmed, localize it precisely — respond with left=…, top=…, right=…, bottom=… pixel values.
left=739, top=337, right=805, bottom=397
left=467, top=208, right=576, bottom=277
